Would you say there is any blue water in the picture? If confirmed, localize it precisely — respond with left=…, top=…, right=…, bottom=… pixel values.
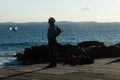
left=0, top=23, right=120, bottom=67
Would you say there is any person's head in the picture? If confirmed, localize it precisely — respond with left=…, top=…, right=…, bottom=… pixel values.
left=48, top=17, right=55, bottom=24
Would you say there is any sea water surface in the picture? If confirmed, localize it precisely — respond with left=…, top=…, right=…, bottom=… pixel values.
left=0, top=23, right=120, bottom=68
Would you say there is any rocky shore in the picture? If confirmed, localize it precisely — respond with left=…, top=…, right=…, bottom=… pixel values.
left=0, top=41, right=120, bottom=80
left=15, top=41, right=120, bottom=65
left=0, top=58, right=120, bottom=80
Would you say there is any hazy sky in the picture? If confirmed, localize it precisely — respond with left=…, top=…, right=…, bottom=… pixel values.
left=0, top=0, right=120, bottom=22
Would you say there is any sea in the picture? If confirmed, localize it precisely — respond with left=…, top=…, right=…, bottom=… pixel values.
left=0, top=22, right=120, bottom=68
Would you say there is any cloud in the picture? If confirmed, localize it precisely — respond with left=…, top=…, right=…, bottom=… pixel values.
left=114, top=0, right=120, bottom=4
left=81, top=7, right=91, bottom=11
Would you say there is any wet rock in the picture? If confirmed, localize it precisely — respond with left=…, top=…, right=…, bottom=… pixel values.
left=78, top=41, right=105, bottom=48
left=15, top=41, right=120, bottom=65
left=65, top=55, right=94, bottom=65
left=15, top=52, right=24, bottom=61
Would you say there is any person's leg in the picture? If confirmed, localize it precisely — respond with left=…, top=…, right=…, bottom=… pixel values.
left=45, top=47, right=57, bottom=68
left=50, top=47, right=57, bottom=65
left=46, top=38, right=57, bottom=68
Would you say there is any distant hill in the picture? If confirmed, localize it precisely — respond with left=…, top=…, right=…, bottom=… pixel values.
left=0, top=21, right=120, bottom=26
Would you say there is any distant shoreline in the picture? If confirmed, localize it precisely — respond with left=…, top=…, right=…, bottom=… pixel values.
left=1, top=21, right=120, bottom=25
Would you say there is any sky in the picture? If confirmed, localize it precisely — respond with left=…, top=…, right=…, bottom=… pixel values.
left=0, top=0, right=120, bottom=22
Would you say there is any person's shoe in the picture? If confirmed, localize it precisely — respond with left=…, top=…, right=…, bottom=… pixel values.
left=45, top=64, right=56, bottom=68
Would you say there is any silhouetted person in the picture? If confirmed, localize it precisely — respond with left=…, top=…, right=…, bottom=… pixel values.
left=46, top=17, right=62, bottom=68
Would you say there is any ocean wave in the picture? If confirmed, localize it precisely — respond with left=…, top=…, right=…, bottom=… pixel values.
left=0, top=42, right=40, bottom=47
left=0, top=57, right=21, bottom=68
left=0, top=41, right=47, bottom=57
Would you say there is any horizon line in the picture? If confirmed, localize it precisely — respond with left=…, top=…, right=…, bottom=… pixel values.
left=1, top=21, right=120, bottom=23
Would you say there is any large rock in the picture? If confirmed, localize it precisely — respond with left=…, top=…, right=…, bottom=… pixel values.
left=19, top=45, right=50, bottom=64
left=16, top=41, right=120, bottom=64
left=15, top=43, right=94, bottom=65
left=78, top=41, right=105, bottom=48
left=15, top=41, right=120, bottom=65
left=87, top=46, right=120, bottom=58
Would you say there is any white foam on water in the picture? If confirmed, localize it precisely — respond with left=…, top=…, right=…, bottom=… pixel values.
left=0, top=57, right=21, bottom=68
